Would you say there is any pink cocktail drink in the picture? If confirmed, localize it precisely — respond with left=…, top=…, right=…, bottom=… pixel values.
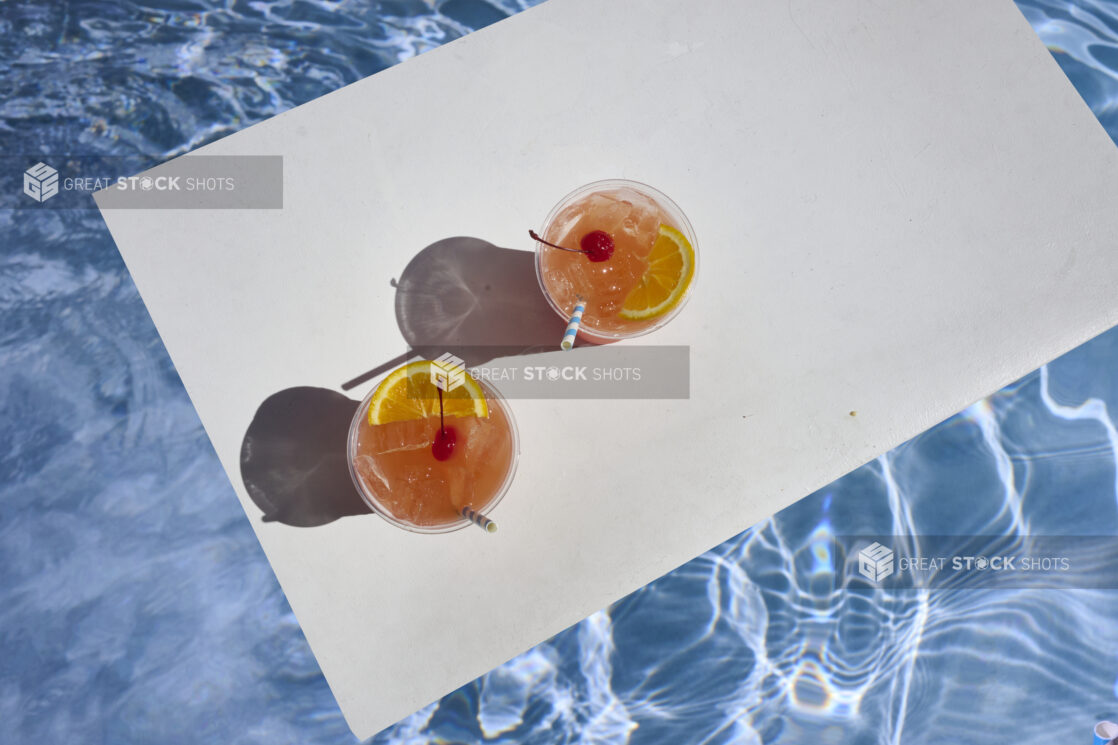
left=347, top=361, right=518, bottom=533
left=535, top=180, right=698, bottom=340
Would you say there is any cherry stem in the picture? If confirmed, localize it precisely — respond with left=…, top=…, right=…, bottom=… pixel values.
left=529, top=229, right=586, bottom=254
left=438, top=387, right=446, bottom=436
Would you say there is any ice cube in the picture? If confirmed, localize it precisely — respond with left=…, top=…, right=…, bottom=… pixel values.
left=354, top=454, right=389, bottom=495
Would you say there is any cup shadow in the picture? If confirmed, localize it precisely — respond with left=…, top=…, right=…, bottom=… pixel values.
left=243, top=236, right=568, bottom=527
left=343, top=237, right=570, bottom=389
left=396, top=236, right=570, bottom=362
left=240, top=387, right=370, bottom=527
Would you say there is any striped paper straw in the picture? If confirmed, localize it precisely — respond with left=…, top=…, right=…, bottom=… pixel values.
left=1094, top=721, right=1118, bottom=745
left=561, top=299, right=586, bottom=351
left=461, top=506, right=498, bottom=533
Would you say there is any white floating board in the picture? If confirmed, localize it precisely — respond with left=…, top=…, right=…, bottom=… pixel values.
left=96, top=0, right=1118, bottom=737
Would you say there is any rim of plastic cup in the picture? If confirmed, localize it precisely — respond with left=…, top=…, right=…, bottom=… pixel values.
left=346, top=376, right=520, bottom=534
left=534, top=178, right=699, bottom=340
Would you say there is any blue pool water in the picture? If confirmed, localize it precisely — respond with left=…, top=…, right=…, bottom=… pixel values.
left=2, top=1, right=1118, bottom=743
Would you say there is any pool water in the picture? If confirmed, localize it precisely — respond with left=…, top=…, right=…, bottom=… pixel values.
left=2, top=1, right=1117, bottom=743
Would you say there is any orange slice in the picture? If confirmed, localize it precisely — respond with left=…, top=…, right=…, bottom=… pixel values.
left=368, top=360, right=488, bottom=426
left=618, top=224, right=695, bottom=320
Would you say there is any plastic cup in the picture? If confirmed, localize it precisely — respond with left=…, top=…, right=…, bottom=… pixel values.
left=347, top=376, right=519, bottom=534
left=534, top=179, right=699, bottom=342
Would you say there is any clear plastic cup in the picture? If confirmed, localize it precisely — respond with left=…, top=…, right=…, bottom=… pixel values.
left=534, top=179, right=699, bottom=341
left=347, top=374, right=519, bottom=534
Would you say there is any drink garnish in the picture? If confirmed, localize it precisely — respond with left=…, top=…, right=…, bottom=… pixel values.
left=432, top=387, right=457, bottom=460
left=618, top=224, right=695, bottom=319
left=529, top=229, right=615, bottom=262
left=367, top=360, right=488, bottom=426
left=431, top=426, right=457, bottom=460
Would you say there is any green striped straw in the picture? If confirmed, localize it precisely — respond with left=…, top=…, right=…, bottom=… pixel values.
left=461, top=506, right=498, bottom=533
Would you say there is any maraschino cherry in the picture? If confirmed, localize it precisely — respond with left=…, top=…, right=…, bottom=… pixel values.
left=432, top=388, right=456, bottom=461
left=529, top=229, right=614, bottom=262
left=432, top=425, right=456, bottom=461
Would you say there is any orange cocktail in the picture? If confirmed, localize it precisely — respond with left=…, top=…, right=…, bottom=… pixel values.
left=534, top=179, right=698, bottom=340
left=347, top=360, right=518, bottom=533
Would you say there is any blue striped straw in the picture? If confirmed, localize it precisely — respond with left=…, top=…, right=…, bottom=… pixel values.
left=1094, top=721, right=1118, bottom=745
left=561, top=299, right=586, bottom=351
left=461, top=506, right=498, bottom=533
